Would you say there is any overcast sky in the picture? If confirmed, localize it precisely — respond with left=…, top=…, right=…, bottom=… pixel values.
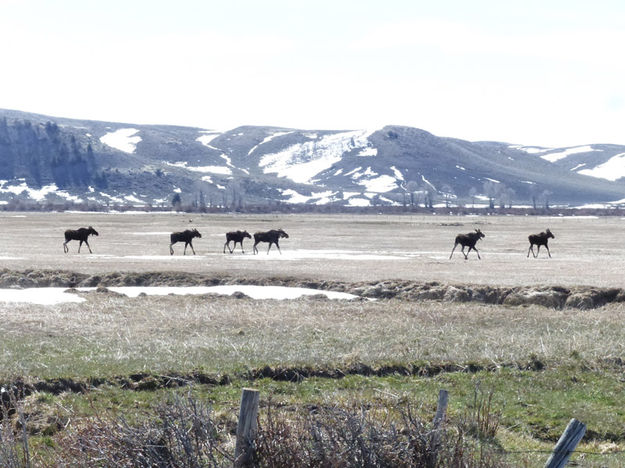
left=1, top=0, right=623, bottom=147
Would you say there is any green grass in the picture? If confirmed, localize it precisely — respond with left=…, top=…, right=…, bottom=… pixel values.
left=17, top=368, right=625, bottom=466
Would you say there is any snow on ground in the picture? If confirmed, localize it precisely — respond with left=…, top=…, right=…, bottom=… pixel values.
left=358, top=147, right=378, bottom=157
left=124, top=195, right=145, bottom=204
left=0, top=285, right=359, bottom=304
left=0, top=288, right=86, bottom=305
left=421, top=175, right=436, bottom=189
left=229, top=249, right=408, bottom=261
left=348, top=197, right=371, bottom=207
left=358, top=175, right=398, bottom=193
left=248, top=131, right=293, bottom=155
left=100, top=192, right=125, bottom=204
left=100, top=128, right=142, bottom=153
left=259, top=130, right=375, bottom=184
left=578, top=153, right=625, bottom=181
left=484, top=177, right=500, bottom=183
left=166, top=161, right=232, bottom=175
left=456, top=165, right=466, bottom=171
left=0, top=180, right=84, bottom=203
left=390, top=166, right=404, bottom=181
left=196, top=131, right=221, bottom=147
left=0, top=180, right=59, bottom=201
left=509, top=144, right=552, bottom=154
left=280, top=189, right=336, bottom=204
left=540, top=145, right=600, bottom=163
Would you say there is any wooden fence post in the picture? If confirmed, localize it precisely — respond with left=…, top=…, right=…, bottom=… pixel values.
left=233, top=388, right=260, bottom=468
left=544, top=418, right=586, bottom=468
left=427, top=389, right=449, bottom=468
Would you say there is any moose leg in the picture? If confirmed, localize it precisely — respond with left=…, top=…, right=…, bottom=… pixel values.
left=461, top=246, right=468, bottom=260
left=63, top=241, right=69, bottom=253
left=253, top=242, right=259, bottom=255
left=238, top=242, right=244, bottom=254
left=170, top=243, right=175, bottom=255
left=78, top=240, right=83, bottom=253
left=183, top=242, right=188, bottom=255
left=546, top=245, right=551, bottom=258
left=276, top=241, right=282, bottom=254
left=223, top=241, right=229, bottom=254
left=527, top=245, right=533, bottom=258
left=536, top=245, right=541, bottom=257
left=190, top=241, right=196, bottom=255
left=473, top=247, right=481, bottom=260
left=85, top=240, right=92, bottom=254
left=266, top=242, right=272, bottom=254
left=449, top=243, right=458, bottom=259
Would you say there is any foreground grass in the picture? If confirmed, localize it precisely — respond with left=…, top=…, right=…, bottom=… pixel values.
left=3, top=293, right=625, bottom=464
left=2, top=294, right=625, bottom=379
left=12, top=369, right=625, bottom=466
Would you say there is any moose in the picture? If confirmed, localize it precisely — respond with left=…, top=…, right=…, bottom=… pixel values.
left=527, top=229, right=555, bottom=258
left=449, top=229, right=485, bottom=260
left=224, top=230, right=252, bottom=254
left=63, top=226, right=99, bottom=254
left=253, top=229, right=289, bottom=255
left=169, top=228, right=201, bottom=255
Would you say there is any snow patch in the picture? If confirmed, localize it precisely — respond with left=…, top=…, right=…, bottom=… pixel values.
left=578, top=153, right=625, bottom=181
left=541, top=145, right=600, bottom=163
left=124, top=195, right=145, bottom=204
left=0, top=180, right=59, bottom=201
left=166, top=161, right=232, bottom=175
left=509, top=145, right=552, bottom=154
left=196, top=131, right=221, bottom=147
left=390, top=166, right=404, bottom=181
left=259, top=130, right=374, bottom=184
left=358, top=175, right=398, bottom=193
left=100, top=128, right=142, bottom=153
left=358, top=146, right=378, bottom=157
left=248, top=131, right=293, bottom=155
left=348, top=197, right=371, bottom=207
left=280, top=189, right=336, bottom=204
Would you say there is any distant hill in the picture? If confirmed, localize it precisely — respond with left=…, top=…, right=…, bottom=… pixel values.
left=1, top=108, right=625, bottom=209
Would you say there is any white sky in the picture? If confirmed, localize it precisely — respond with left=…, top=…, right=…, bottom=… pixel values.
left=1, top=0, right=624, bottom=147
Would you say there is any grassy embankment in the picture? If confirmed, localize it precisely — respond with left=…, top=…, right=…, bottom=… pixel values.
left=2, top=293, right=625, bottom=465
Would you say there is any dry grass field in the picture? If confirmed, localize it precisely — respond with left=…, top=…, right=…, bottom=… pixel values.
left=0, top=211, right=623, bottom=286
left=2, top=211, right=625, bottom=466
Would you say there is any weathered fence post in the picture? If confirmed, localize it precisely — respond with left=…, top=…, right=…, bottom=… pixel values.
left=544, top=418, right=586, bottom=468
left=427, top=389, right=449, bottom=467
left=233, top=388, right=260, bottom=468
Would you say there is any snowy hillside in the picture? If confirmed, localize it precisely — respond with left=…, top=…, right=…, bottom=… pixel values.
left=2, top=108, right=625, bottom=209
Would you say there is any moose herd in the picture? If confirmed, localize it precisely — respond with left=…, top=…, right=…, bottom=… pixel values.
left=62, top=226, right=291, bottom=256
left=61, top=223, right=555, bottom=260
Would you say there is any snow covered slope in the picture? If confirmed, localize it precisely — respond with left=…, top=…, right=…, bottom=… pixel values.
left=2, top=108, right=625, bottom=208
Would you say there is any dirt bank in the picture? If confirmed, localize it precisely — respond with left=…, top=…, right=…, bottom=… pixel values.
left=0, top=268, right=623, bottom=309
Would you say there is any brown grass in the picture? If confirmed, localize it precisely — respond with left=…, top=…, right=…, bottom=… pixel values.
left=1, top=292, right=625, bottom=379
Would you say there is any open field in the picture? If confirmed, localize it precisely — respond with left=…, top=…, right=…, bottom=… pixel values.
left=2, top=212, right=625, bottom=465
left=0, top=211, right=624, bottom=286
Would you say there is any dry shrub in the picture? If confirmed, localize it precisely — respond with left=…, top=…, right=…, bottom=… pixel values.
left=255, top=403, right=506, bottom=468
left=1, top=391, right=507, bottom=467
left=52, top=393, right=232, bottom=467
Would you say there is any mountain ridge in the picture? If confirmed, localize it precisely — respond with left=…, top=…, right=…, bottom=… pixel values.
left=1, top=108, right=625, bottom=209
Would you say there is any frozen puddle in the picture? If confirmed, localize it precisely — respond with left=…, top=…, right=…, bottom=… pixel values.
left=0, top=285, right=358, bottom=305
